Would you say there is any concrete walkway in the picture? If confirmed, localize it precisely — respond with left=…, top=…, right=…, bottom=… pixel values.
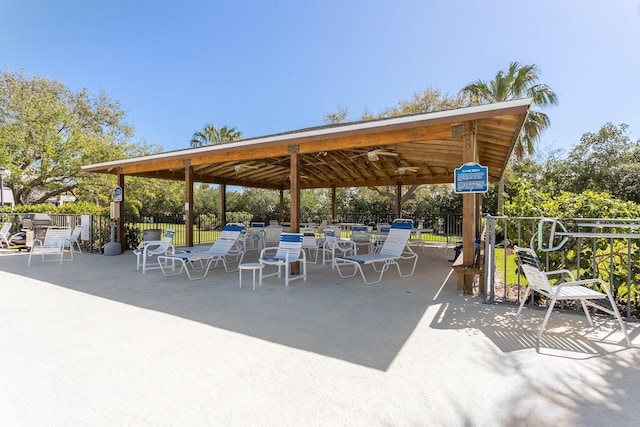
left=1, top=246, right=639, bottom=426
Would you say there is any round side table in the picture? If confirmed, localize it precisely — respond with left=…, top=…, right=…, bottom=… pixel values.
left=239, top=263, right=264, bottom=290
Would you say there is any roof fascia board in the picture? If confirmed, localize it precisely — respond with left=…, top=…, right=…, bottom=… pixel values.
left=82, top=98, right=532, bottom=172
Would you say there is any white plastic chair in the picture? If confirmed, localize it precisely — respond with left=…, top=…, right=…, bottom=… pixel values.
left=69, top=226, right=82, bottom=253
left=134, top=229, right=175, bottom=274
left=0, top=222, right=12, bottom=248
left=246, top=222, right=265, bottom=251
left=514, top=246, right=631, bottom=345
left=157, top=224, right=245, bottom=280
left=263, top=225, right=282, bottom=249
left=27, top=227, right=73, bottom=267
left=334, top=221, right=418, bottom=284
left=259, top=232, right=306, bottom=287
left=301, top=229, right=320, bottom=264
left=350, top=225, right=372, bottom=254
left=321, top=227, right=354, bottom=268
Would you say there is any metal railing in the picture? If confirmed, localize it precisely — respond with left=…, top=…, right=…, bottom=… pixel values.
left=484, top=215, right=640, bottom=320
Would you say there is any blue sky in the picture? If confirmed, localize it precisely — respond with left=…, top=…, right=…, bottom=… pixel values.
left=2, top=0, right=639, bottom=156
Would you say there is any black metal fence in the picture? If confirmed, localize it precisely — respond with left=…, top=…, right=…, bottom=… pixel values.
left=1, top=211, right=463, bottom=252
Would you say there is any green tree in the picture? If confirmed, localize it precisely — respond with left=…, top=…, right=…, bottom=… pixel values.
left=564, top=123, right=639, bottom=197
left=190, top=124, right=242, bottom=147
left=194, top=184, right=220, bottom=212
left=460, top=62, right=558, bottom=160
left=0, top=71, right=140, bottom=205
left=379, top=88, right=466, bottom=118
left=323, top=88, right=469, bottom=213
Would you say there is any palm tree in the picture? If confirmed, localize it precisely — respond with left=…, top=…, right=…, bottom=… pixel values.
left=460, top=62, right=558, bottom=160
left=190, top=124, right=243, bottom=147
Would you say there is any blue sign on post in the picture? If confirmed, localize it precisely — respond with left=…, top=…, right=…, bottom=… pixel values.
left=113, top=186, right=123, bottom=202
left=454, top=162, right=488, bottom=193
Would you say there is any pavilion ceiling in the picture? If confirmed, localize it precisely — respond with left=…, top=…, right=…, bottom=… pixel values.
left=82, top=99, right=532, bottom=190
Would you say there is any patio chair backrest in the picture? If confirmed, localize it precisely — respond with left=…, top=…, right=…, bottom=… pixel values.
left=351, top=225, right=369, bottom=243
left=219, top=223, right=245, bottom=239
left=379, top=221, right=412, bottom=257
left=301, top=230, right=318, bottom=248
left=208, top=223, right=244, bottom=255
left=376, top=223, right=390, bottom=233
left=514, top=246, right=553, bottom=295
left=41, top=227, right=72, bottom=249
left=392, top=218, right=414, bottom=227
left=0, top=222, right=11, bottom=235
left=323, top=227, right=340, bottom=243
left=70, top=226, right=81, bottom=241
left=316, top=220, right=327, bottom=233
left=161, top=229, right=175, bottom=242
left=250, top=222, right=265, bottom=230
left=273, top=233, right=304, bottom=262
left=264, top=225, right=282, bottom=244
left=142, top=229, right=175, bottom=255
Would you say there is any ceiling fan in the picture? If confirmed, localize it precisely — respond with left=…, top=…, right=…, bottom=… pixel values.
left=351, top=148, right=398, bottom=161
left=396, top=166, right=419, bottom=175
left=234, top=164, right=260, bottom=174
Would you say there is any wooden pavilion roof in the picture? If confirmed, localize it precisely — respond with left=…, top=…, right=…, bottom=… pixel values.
left=82, top=98, right=532, bottom=190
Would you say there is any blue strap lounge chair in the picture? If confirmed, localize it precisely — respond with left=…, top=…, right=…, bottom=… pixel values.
left=334, top=221, right=417, bottom=285
left=157, top=224, right=245, bottom=280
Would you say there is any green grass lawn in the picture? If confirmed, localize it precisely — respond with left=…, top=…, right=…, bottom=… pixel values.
left=494, top=248, right=528, bottom=286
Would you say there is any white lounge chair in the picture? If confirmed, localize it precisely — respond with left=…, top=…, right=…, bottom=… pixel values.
left=157, top=223, right=245, bottom=280
left=69, top=226, right=82, bottom=253
left=301, top=229, right=320, bottom=264
left=321, top=227, right=354, bottom=268
left=0, top=222, right=12, bottom=248
left=27, top=226, right=73, bottom=267
left=259, top=232, right=306, bottom=287
left=334, top=221, right=418, bottom=285
left=133, top=229, right=175, bottom=274
left=514, top=246, right=631, bottom=346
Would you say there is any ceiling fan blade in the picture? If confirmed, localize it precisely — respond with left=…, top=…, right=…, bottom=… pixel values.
left=234, top=164, right=260, bottom=173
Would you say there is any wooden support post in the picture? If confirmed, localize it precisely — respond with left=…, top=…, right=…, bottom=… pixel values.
left=461, top=120, right=476, bottom=295
left=279, top=189, right=285, bottom=225
left=396, top=182, right=402, bottom=219
left=220, top=183, right=227, bottom=228
left=331, top=185, right=337, bottom=223
left=290, top=147, right=300, bottom=275
left=116, top=170, right=125, bottom=253
left=184, top=160, right=194, bottom=247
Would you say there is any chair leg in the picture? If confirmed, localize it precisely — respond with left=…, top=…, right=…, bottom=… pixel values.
left=606, top=292, right=632, bottom=346
left=284, top=262, right=290, bottom=287
left=537, top=296, right=558, bottom=341
left=579, top=299, right=595, bottom=326
left=515, top=287, right=531, bottom=321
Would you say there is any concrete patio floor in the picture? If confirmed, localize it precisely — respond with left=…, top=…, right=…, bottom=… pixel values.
left=1, top=245, right=639, bottom=426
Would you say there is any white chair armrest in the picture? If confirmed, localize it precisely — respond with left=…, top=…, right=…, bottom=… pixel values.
left=545, top=268, right=576, bottom=281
